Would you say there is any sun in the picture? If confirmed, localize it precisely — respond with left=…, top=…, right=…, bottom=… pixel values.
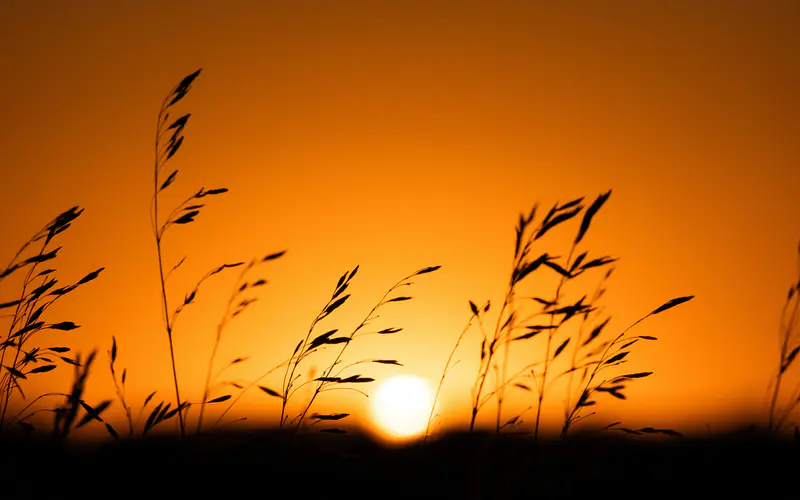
left=369, top=375, right=435, bottom=439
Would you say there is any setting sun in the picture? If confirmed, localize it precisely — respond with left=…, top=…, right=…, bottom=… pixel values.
left=370, top=375, right=435, bottom=439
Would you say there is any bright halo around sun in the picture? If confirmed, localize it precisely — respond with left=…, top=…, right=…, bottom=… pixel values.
left=370, top=375, right=435, bottom=440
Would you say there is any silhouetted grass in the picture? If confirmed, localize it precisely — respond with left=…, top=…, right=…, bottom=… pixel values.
left=148, top=69, right=285, bottom=437
left=431, top=192, right=693, bottom=440
left=768, top=240, right=800, bottom=433
left=0, top=207, right=106, bottom=438
left=279, top=265, right=440, bottom=433
left=4, top=68, right=800, bottom=500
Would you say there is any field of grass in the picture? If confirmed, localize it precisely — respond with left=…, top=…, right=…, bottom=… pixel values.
left=2, top=69, right=799, bottom=499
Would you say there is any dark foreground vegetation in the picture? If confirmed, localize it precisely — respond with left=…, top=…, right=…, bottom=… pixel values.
left=2, top=427, right=797, bottom=499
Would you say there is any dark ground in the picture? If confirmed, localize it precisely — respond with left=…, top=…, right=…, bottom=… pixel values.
left=2, top=427, right=797, bottom=499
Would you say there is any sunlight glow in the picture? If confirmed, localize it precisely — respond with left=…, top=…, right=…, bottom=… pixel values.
left=370, top=375, right=435, bottom=439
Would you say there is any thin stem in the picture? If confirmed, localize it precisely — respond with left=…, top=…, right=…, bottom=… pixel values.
left=770, top=276, right=799, bottom=431
left=214, top=358, right=290, bottom=429
left=533, top=244, right=575, bottom=441
left=426, top=316, right=474, bottom=442
left=293, top=274, right=410, bottom=432
left=197, top=263, right=250, bottom=434
left=561, top=314, right=651, bottom=438
left=153, top=97, right=186, bottom=439
left=0, top=238, right=49, bottom=433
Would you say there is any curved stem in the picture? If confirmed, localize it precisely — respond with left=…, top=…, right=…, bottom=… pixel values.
left=426, top=316, right=474, bottom=442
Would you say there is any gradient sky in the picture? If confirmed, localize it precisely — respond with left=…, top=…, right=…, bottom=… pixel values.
left=2, top=1, right=799, bottom=439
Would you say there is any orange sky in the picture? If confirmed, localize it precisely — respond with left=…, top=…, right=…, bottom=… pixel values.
left=1, top=1, right=799, bottom=440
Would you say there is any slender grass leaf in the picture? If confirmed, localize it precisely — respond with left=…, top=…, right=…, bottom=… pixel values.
left=29, top=305, right=46, bottom=324
left=311, top=413, right=350, bottom=420
left=604, top=352, right=629, bottom=365
left=167, top=113, right=190, bottom=131
left=173, top=210, right=199, bottom=225
left=263, top=250, right=286, bottom=261
left=324, top=337, right=351, bottom=345
left=207, top=395, right=231, bottom=403
left=49, top=322, right=79, bottom=331
left=530, top=297, right=555, bottom=307
left=163, top=406, right=182, bottom=420
left=560, top=197, right=585, bottom=211
left=11, top=321, right=45, bottom=338
left=324, top=294, right=350, bottom=316
left=378, top=327, right=402, bottom=334
left=501, top=311, right=516, bottom=332
left=543, top=260, right=572, bottom=278
left=315, top=377, right=341, bottom=383
left=160, top=170, right=178, bottom=191
left=553, top=338, right=570, bottom=359
left=651, top=296, right=695, bottom=315
left=105, top=423, right=119, bottom=440
left=373, top=360, right=402, bottom=366
left=28, top=279, right=57, bottom=299
left=339, top=376, right=374, bottom=383
left=5, top=365, right=28, bottom=379
left=168, top=69, right=202, bottom=105
left=387, top=296, right=412, bottom=302
left=143, top=391, right=157, bottom=408
left=414, top=265, right=441, bottom=275
left=580, top=256, right=618, bottom=271
left=310, top=329, right=338, bottom=348
left=535, top=206, right=582, bottom=240
left=291, top=340, right=303, bottom=357
left=144, top=402, right=164, bottom=433
left=333, top=281, right=349, bottom=299
left=348, top=265, right=359, bottom=281
left=613, top=372, right=653, bottom=381
left=608, top=390, right=626, bottom=400
left=77, top=268, right=104, bottom=285
left=575, top=190, right=611, bottom=244
left=582, top=317, right=610, bottom=346
left=111, top=337, right=117, bottom=363
left=47, top=347, right=70, bottom=353
left=24, top=247, right=61, bottom=266
left=469, top=300, right=479, bottom=316
left=0, top=299, right=23, bottom=310
left=195, top=187, right=229, bottom=198
left=782, top=346, right=800, bottom=373
left=77, top=400, right=112, bottom=427
left=570, top=252, right=588, bottom=273
left=258, top=386, right=281, bottom=398
left=28, top=365, right=57, bottom=374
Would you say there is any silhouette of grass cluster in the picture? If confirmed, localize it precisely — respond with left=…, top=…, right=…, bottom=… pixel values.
left=425, top=193, right=693, bottom=441
left=0, top=207, right=108, bottom=438
left=1, top=68, right=798, bottom=499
